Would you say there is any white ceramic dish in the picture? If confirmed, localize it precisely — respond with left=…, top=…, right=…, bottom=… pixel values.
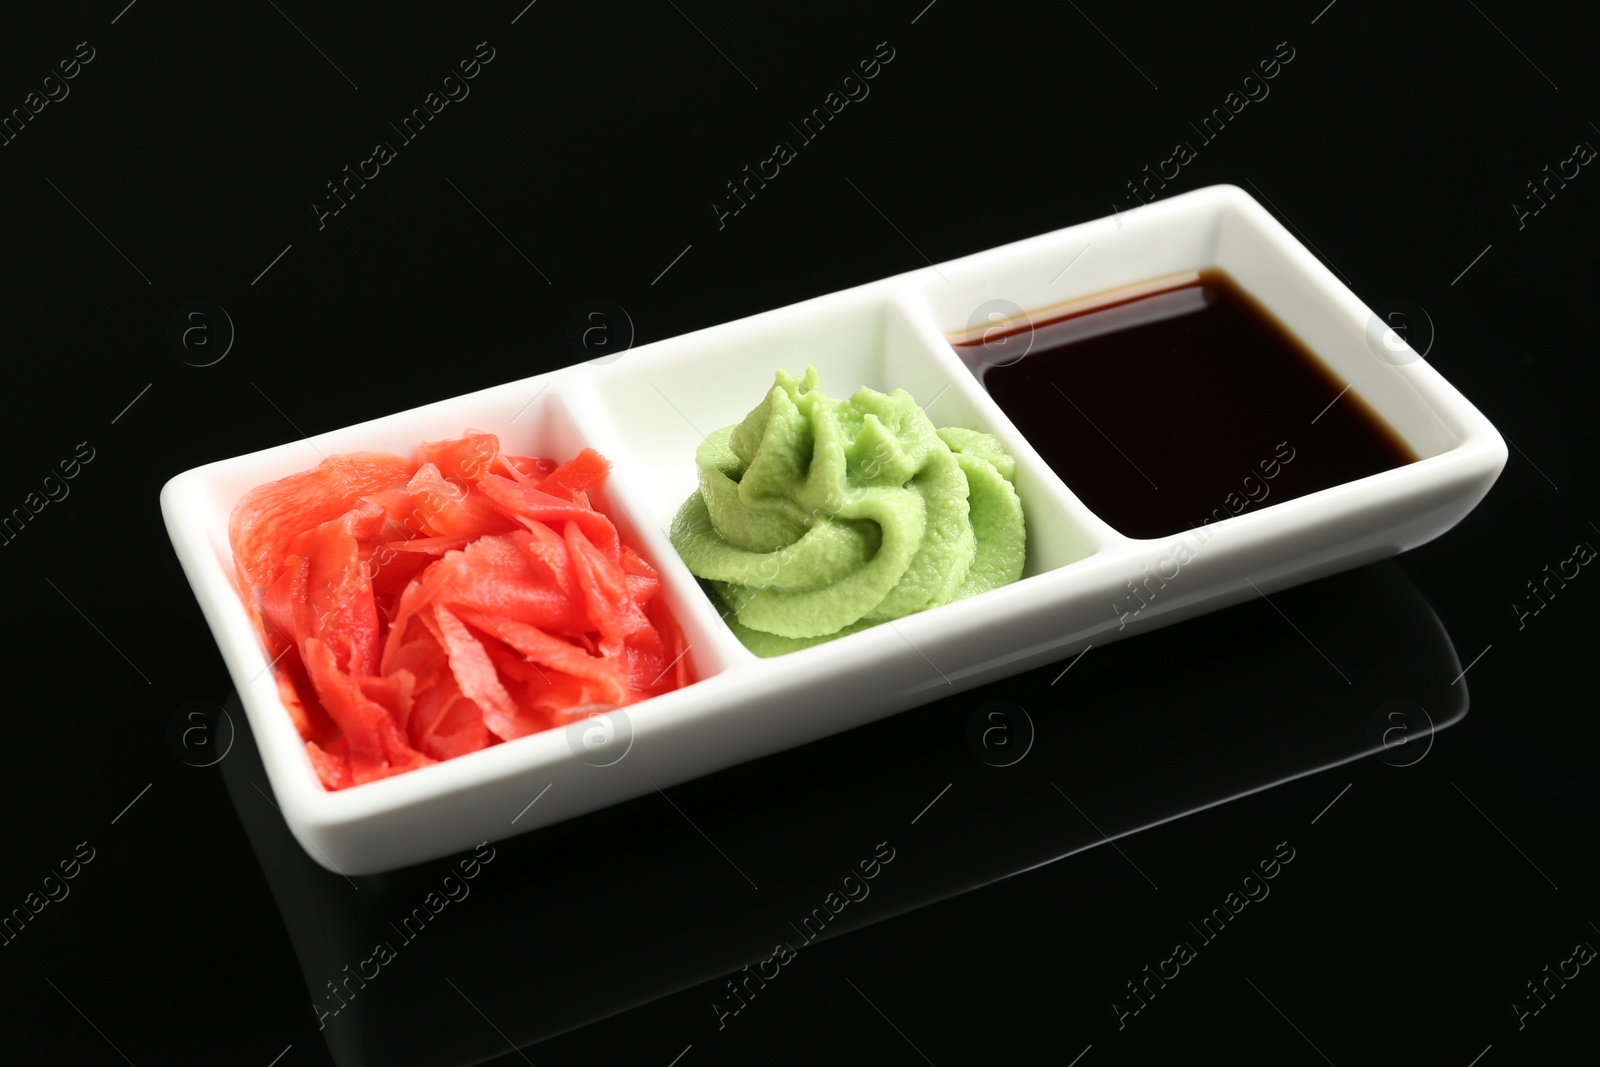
left=162, top=185, right=1505, bottom=875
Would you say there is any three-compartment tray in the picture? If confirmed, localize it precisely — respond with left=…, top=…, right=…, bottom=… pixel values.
left=161, top=185, right=1505, bottom=875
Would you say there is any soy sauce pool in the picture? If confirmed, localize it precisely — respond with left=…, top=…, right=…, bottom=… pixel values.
left=957, top=269, right=1417, bottom=540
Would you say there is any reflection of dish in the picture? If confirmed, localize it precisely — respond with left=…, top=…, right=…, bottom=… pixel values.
left=217, top=560, right=1467, bottom=1064
left=163, top=184, right=1505, bottom=875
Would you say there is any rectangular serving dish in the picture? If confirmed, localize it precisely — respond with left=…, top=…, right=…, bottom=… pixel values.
left=162, top=185, right=1506, bottom=875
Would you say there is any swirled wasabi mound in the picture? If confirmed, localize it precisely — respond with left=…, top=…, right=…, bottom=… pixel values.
left=669, top=367, right=1026, bottom=656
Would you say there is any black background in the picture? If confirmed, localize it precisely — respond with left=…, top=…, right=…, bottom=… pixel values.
left=2, top=1, right=1597, bottom=1064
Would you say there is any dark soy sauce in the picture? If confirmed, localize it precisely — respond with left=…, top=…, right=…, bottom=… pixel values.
left=958, top=269, right=1417, bottom=540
